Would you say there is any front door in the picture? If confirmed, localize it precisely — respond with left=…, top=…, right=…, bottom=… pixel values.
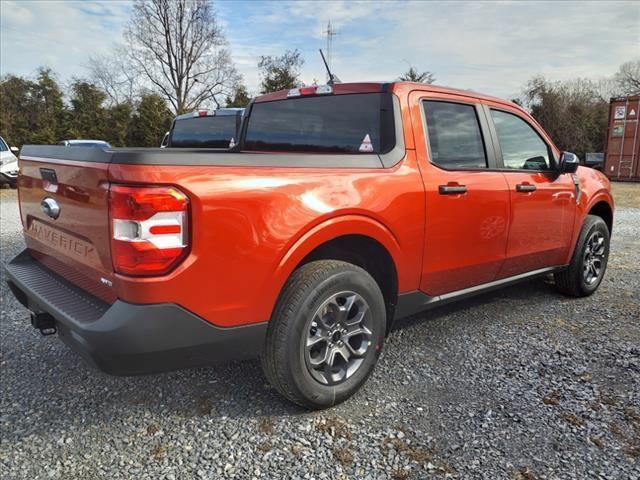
left=485, top=105, right=576, bottom=278
left=411, top=93, right=511, bottom=296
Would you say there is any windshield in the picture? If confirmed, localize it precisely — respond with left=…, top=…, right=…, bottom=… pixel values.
left=170, top=115, right=239, bottom=148
left=244, top=93, right=395, bottom=154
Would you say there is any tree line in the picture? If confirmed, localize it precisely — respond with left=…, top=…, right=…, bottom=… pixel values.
left=518, top=61, right=639, bottom=159
left=0, top=68, right=173, bottom=148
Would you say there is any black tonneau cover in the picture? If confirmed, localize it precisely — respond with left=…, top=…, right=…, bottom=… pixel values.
left=19, top=94, right=405, bottom=168
left=19, top=145, right=393, bottom=169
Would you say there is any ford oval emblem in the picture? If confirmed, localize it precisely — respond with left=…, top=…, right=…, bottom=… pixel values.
left=41, top=197, right=61, bottom=220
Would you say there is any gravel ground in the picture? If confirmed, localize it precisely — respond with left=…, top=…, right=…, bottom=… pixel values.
left=1, top=187, right=639, bottom=480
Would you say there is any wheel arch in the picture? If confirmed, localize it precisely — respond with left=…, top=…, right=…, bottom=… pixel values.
left=588, top=200, right=613, bottom=234
left=267, top=215, right=403, bottom=333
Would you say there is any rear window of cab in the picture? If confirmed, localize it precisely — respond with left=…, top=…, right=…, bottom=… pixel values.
left=244, top=93, right=396, bottom=154
left=170, top=116, right=238, bottom=148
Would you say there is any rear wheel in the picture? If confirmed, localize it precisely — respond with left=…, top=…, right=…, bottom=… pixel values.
left=261, top=260, right=386, bottom=409
left=554, top=215, right=610, bottom=297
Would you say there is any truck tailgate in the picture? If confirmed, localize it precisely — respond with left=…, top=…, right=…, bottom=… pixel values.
left=18, top=149, right=116, bottom=303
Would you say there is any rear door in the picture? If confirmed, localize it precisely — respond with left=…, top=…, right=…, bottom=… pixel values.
left=410, top=92, right=511, bottom=296
left=484, top=104, right=576, bottom=278
left=17, top=149, right=116, bottom=303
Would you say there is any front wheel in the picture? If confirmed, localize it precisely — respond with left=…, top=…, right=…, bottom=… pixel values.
left=261, top=260, right=386, bottom=409
left=554, top=215, right=610, bottom=297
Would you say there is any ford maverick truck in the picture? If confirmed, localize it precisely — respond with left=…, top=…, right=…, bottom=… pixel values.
left=5, top=82, right=614, bottom=409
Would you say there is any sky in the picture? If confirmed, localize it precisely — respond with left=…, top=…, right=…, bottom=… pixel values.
left=1, top=0, right=639, bottom=100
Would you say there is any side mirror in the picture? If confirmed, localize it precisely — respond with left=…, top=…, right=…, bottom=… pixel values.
left=559, top=151, right=579, bottom=174
left=10, top=146, right=19, bottom=154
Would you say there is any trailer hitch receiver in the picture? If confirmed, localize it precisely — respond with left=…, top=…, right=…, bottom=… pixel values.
left=31, top=312, right=57, bottom=336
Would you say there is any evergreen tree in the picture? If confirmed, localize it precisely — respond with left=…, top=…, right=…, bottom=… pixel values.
left=0, top=75, right=38, bottom=147
left=105, top=103, right=133, bottom=147
left=129, top=94, right=172, bottom=147
left=225, top=84, right=251, bottom=108
left=68, top=80, right=107, bottom=139
left=258, top=50, right=304, bottom=93
left=31, top=68, right=66, bottom=144
left=399, top=67, right=435, bottom=84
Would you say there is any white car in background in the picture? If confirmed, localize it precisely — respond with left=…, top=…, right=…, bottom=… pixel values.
left=0, top=136, right=19, bottom=187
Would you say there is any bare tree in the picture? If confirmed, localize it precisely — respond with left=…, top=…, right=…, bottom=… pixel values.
left=399, top=66, right=435, bottom=84
left=124, top=0, right=239, bottom=114
left=520, top=76, right=609, bottom=158
left=614, top=60, right=640, bottom=96
left=87, top=45, right=140, bottom=106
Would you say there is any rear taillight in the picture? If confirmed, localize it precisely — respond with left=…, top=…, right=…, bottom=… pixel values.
left=109, top=185, right=190, bottom=276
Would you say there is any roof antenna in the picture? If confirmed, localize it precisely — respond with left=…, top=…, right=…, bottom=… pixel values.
left=319, top=49, right=340, bottom=85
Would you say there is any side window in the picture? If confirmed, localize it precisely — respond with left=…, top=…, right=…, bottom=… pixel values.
left=0, top=139, right=7, bottom=152
left=490, top=109, right=551, bottom=170
left=423, top=101, right=487, bottom=169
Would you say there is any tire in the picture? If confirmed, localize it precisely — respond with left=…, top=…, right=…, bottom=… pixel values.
left=261, top=260, right=386, bottom=409
left=554, top=215, right=610, bottom=297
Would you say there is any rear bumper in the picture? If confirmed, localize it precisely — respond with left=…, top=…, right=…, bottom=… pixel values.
left=5, top=249, right=267, bottom=375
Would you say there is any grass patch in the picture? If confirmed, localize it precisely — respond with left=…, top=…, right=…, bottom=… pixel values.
left=514, top=466, right=537, bottom=480
left=391, top=469, right=410, bottom=480
left=590, top=436, right=605, bottom=449
left=257, top=441, right=272, bottom=453
left=560, top=412, right=585, bottom=427
left=611, top=181, right=640, bottom=208
left=257, top=417, right=275, bottom=434
left=151, top=445, right=166, bottom=460
left=332, top=447, right=354, bottom=466
left=542, top=390, right=562, bottom=406
left=316, top=417, right=352, bottom=440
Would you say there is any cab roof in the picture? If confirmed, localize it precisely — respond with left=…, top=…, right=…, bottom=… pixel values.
left=253, top=81, right=515, bottom=109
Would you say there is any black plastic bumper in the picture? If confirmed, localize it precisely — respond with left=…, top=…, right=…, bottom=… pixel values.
left=0, top=172, right=17, bottom=184
left=4, top=250, right=267, bottom=375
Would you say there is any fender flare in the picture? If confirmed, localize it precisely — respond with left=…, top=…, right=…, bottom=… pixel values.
left=262, top=214, right=403, bottom=319
left=584, top=190, right=614, bottom=216
left=565, top=189, right=614, bottom=263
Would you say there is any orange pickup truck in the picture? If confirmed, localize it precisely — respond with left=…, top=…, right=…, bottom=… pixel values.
left=5, top=82, right=614, bottom=409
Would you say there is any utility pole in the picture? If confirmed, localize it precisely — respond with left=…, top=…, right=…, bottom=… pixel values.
left=324, top=20, right=338, bottom=83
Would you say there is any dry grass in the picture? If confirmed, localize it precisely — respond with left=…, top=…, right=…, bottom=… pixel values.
left=151, top=445, right=166, bottom=460
left=542, top=390, right=562, bottom=406
left=257, top=417, right=275, bottom=434
left=332, top=447, right=354, bottom=466
left=560, top=412, right=585, bottom=427
left=257, top=441, right=272, bottom=453
left=610, top=181, right=640, bottom=208
left=316, top=417, right=352, bottom=440
left=514, top=466, right=537, bottom=480
left=146, top=424, right=160, bottom=435
left=391, top=469, right=410, bottom=480
left=624, top=443, right=640, bottom=459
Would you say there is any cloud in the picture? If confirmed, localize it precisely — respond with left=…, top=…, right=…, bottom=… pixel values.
left=0, top=0, right=131, bottom=81
left=1, top=0, right=638, bottom=100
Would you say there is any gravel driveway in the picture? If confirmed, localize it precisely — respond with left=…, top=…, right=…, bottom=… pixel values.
left=1, top=188, right=638, bottom=480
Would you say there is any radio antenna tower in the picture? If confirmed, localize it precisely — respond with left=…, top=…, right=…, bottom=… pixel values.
left=324, top=20, right=338, bottom=82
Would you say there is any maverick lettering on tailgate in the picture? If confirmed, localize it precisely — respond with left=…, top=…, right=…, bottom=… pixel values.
left=27, top=219, right=101, bottom=268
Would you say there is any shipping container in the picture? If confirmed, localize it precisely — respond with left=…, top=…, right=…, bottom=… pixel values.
left=603, top=95, right=640, bottom=182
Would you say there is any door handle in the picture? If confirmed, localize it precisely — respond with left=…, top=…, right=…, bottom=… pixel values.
left=439, top=184, right=467, bottom=195
left=516, top=183, right=536, bottom=192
